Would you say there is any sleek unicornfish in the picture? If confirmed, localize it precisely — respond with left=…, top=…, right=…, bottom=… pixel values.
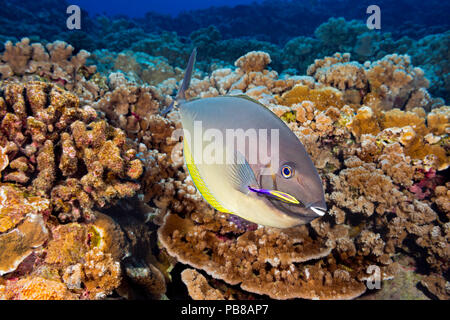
left=162, top=49, right=327, bottom=228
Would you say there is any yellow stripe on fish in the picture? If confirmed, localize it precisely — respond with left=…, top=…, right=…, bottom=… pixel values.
left=183, top=138, right=232, bottom=214
left=269, top=190, right=300, bottom=204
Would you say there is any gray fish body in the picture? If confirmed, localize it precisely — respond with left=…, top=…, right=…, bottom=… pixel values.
left=180, top=96, right=327, bottom=228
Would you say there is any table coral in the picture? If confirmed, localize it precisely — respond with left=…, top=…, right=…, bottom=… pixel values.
left=181, top=269, right=226, bottom=300
left=0, top=81, right=144, bottom=221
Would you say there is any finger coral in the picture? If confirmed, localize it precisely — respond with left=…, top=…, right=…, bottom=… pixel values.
left=0, top=81, right=144, bottom=222
left=0, top=38, right=107, bottom=104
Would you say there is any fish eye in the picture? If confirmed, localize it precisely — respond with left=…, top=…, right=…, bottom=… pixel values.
left=281, top=165, right=294, bottom=179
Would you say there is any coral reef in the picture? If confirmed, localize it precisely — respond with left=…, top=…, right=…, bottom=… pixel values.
left=0, top=38, right=108, bottom=104
left=148, top=51, right=448, bottom=300
left=0, top=81, right=143, bottom=222
left=0, top=21, right=448, bottom=299
left=181, top=269, right=226, bottom=300
left=1, top=1, right=449, bottom=102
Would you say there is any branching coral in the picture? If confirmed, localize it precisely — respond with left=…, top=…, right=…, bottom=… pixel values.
left=0, top=38, right=107, bottom=104
left=307, top=53, right=367, bottom=92
left=0, top=81, right=144, bottom=222
left=365, top=54, right=430, bottom=111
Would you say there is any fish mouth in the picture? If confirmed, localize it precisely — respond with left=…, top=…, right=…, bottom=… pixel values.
left=269, top=198, right=327, bottom=220
left=309, top=206, right=326, bottom=216
left=306, top=201, right=327, bottom=217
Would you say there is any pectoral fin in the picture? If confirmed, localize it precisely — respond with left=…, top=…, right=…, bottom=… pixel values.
left=226, top=151, right=258, bottom=194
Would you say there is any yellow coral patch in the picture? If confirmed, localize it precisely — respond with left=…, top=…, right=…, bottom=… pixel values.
left=275, top=84, right=344, bottom=110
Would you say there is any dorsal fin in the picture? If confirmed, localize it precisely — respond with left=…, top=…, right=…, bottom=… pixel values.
left=161, top=48, right=197, bottom=116
left=177, top=48, right=197, bottom=101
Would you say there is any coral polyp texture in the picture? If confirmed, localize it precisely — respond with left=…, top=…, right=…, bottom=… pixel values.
left=0, top=81, right=143, bottom=222
left=0, top=33, right=449, bottom=300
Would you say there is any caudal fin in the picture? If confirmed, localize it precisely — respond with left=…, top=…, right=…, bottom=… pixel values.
left=161, top=48, right=197, bottom=116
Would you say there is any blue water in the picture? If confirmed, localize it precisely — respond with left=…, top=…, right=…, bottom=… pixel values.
left=70, top=0, right=263, bottom=17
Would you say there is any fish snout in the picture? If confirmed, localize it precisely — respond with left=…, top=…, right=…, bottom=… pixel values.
left=308, top=200, right=327, bottom=217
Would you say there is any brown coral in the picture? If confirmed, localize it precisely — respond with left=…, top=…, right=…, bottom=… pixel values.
left=235, top=51, right=272, bottom=73
left=0, top=38, right=104, bottom=104
left=181, top=269, right=225, bottom=300
left=0, top=213, right=48, bottom=276
left=0, top=81, right=143, bottom=221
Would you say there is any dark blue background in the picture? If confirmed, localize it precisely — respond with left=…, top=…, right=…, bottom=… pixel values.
left=70, top=0, right=262, bottom=17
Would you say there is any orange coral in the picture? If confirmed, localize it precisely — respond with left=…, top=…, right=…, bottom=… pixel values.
left=347, top=106, right=381, bottom=136
left=0, top=213, right=48, bottom=276
left=82, top=247, right=121, bottom=299
left=0, top=183, right=49, bottom=233
left=275, top=84, right=344, bottom=110
left=0, top=277, right=76, bottom=300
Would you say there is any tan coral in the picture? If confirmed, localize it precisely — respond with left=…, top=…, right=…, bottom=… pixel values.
left=235, top=51, right=272, bottom=73
left=158, top=211, right=369, bottom=300
left=0, top=213, right=48, bottom=276
left=0, top=38, right=101, bottom=104
left=181, top=269, right=226, bottom=300
left=427, top=106, right=450, bottom=135
left=82, top=247, right=122, bottom=299
left=364, top=54, right=430, bottom=110
left=0, top=81, right=144, bottom=221
left=308, top=53, right=367, bottom=91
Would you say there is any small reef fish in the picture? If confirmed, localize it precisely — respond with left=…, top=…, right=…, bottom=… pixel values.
left=163, top=49, right=327, bottom=228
